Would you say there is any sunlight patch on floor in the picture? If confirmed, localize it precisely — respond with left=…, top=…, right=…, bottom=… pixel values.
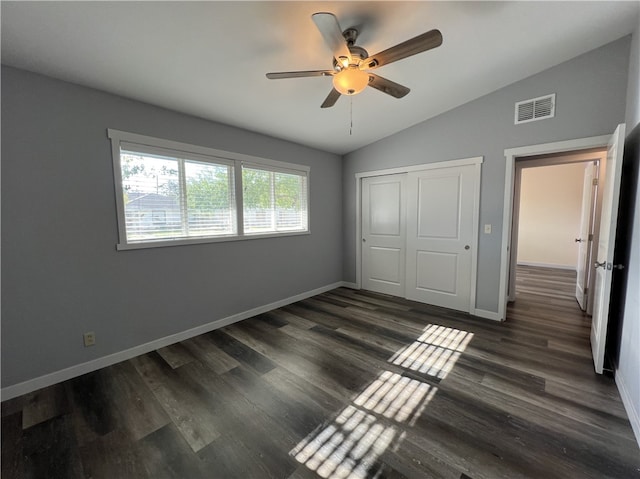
left=292, top=404, right=397, bottom=479
left=389, top=324, right=474, bottom=379
left=353, top=371, right=436, bottom=425
left=291, top=323, right=473, bottom=478
left=291, top=372, right=435, bottom=479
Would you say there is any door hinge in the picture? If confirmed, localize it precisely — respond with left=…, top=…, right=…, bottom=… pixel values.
left=588, top=233, right=593, bottom=241
left=593, top=178, right=599, bottom=186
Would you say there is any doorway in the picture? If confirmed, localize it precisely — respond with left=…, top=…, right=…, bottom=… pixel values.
left=499, top=125, right=627, bottom=374
left=511, top=153, right=606, bottom=314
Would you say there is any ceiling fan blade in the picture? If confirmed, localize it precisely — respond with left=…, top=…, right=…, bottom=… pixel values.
left=312, top=12, right=352, bottom=65
left=321, top=88, right=341, bottom=108
left=266, top=70, right=334, bottom=79
left=361, top=29, right=442, bottom=69
left=367, top=74, right=410, bottom=98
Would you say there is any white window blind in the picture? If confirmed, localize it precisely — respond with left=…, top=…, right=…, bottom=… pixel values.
left=120, top=149, right=235, bottom=243
left=184, top=160, right=236, bottom=236
left=242, top=166, right=308, bottom=234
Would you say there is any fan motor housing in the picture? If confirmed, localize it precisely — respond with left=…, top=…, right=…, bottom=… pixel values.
left=333, top=45, right=369, bottom=70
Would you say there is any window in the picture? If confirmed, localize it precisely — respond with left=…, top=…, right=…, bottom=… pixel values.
left=243, top=165, right=308, bottom=234
left=109, top=130, right=309, bottom=250
left=119, top=148, right=236, bottom=243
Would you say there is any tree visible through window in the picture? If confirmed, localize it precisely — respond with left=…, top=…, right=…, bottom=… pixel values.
left=120, top=151, right=235, bottom=242
left=243, top=166, right=308, bottom=234
left=185, top=161, right=235, bottom=235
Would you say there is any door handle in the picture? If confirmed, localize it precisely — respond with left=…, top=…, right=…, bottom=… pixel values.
left=464, top=245, right=470, bottom=250
left=575, top=238, right=584, bottom=243
left=594, top=261, right=606, bottom=269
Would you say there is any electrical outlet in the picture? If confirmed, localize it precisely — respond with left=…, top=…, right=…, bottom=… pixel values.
left=484, top=224, right=492, bottom=234
left=83, top=332, right=96, bottom=347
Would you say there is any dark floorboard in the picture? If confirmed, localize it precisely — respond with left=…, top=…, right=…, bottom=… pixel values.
left=2, top=266, right=639, bottom=478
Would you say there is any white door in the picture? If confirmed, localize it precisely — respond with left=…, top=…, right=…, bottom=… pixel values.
left=575, top=161, right=598, bottom=310
left=591, top=124, right=625, bottom=374
left=405, top=165, right=478, bottom=312
left=361, top=174, right=407, bottom=296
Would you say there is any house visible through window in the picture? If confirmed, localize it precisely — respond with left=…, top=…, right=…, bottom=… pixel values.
left=151, top=210, right=167, bottom=225
left=120, top=150, right=235, bottom=242
left=109, top=129, right=309, bottom=249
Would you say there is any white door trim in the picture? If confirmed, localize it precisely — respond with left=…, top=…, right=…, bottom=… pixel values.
left=469, top=161, right=482, bottom=315
left=499, top=135, right=610, bottom=320
left=355, top=156, right=484, bottom=181
left=356, top=156, right=483, bottom=315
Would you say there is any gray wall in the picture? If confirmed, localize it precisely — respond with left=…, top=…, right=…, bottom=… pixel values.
left=619, top=14, right=640, bottom=442
left=342, top=37, right=631, bottom=313
left=626, top=16, right=640, bottom=129
left=1, top=66, right=343, bottom=388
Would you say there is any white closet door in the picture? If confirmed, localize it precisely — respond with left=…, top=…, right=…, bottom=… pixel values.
left=405, top=165, right=477, bottom=312
left=361, top=174, right=407, bottom=296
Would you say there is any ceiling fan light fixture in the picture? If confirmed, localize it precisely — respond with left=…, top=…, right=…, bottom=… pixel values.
left=332, top=67, right=369, bottom=96
left=266, top=13, right=442, bottom=107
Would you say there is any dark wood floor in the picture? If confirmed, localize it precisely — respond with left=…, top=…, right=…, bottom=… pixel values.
left=515, top=264, right=578, bottom=301
left=3, top=269, right=639, bottom=478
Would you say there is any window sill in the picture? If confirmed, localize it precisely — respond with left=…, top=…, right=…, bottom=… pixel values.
left=116, top=230, right=311, bottom=251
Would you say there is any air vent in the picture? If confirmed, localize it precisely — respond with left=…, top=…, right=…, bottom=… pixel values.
left=515, top=94, right=555, bottom=124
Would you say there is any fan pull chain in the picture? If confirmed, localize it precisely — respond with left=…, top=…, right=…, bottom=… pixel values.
left=350, top=96, right=353, bottom=136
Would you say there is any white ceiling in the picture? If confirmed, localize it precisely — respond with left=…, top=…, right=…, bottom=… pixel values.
left=2, top=1, right=638, bottom=155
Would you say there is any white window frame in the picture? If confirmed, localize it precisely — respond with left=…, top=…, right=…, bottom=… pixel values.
left=108, top=129, right=310, bottom=250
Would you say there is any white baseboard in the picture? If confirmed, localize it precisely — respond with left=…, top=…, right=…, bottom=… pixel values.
left=517, top=261, right=576, bottom=271
left=474, top=309, right=503, bottom=321
left=615, top=368, right=640, bottom=448
left=1, top=281, right=345, bottom=402
left=341, top=281, right=359, bottom=289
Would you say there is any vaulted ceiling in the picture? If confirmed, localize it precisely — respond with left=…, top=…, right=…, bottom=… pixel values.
left=2, top=1, right=638, bottom=154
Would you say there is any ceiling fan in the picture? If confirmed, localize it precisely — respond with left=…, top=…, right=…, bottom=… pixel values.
left=266, top=12, right=443, bottom=108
